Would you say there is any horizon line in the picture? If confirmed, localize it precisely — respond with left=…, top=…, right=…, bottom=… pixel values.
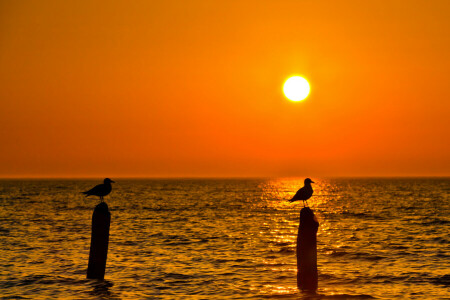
left=0, top=175, right=449, bottom=180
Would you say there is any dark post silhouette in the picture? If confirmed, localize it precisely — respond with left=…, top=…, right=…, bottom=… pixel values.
left=297, top=207, right=319, bottom=291
left=87, top=202, right=111, bottom=280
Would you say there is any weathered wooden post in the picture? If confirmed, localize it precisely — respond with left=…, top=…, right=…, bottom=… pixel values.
left=87, top=202, right=110, bottom=280
left=297, top=207, right=319, bottom=291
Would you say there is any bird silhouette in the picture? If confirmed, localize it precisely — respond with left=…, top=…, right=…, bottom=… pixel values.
left=82, top=178, right=115, bottom=202
left=289, top=178, right=314, bottom=207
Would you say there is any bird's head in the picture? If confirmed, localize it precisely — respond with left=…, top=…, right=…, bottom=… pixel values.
left=104, top=178, right=115, bottom=184
left=304, top=178, right=315, bottom=184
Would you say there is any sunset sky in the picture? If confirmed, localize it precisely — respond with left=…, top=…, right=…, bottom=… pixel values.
left=1, top=0, right=449, bottom=178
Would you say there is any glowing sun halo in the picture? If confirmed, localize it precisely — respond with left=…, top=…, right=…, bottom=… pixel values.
left=283, top=76, right=310, bottom=101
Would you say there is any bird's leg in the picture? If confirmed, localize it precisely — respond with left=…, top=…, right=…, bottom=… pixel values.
left=303, top=200, right=306, bottom=207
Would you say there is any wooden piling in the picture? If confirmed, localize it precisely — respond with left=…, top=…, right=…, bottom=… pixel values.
left=297, top=207, right=319, bottom=291
left=87, top=202, right=110, bottom=280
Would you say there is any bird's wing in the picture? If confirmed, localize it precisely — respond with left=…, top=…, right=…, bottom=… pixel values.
left=290, top=187, right=305, bottom=201
left=83, top=184, right=104, bottom=195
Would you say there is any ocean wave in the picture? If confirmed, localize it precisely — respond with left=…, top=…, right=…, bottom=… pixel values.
left=380, top=272, right=450, bottom=286
left=164, top=241, right=193, bottom=246
left=316, top=294, right=375, bottom=299
left=338, top=211, right=386, bottom=220
left=369, top=275, right=410, bottom=283
left=421, top=219, right=450, bottom=225
left=273, top=241, right=292, bottom=247
left=270, top=247, right=296, bottom=254
left=353, top=253, right=384, bottom=261
left=261, top=292, right=299, bottom=299
left=318, top=273, right=342, bottom=281
left=161, top=272, right=201, bottom=280
left=431, top=237, right=449, bottom=244
left=0, top=227, right=10, bottom=235
left=213, top=258, right=253, bottom=266
left=325, top=250, right=384, bottom=261
left=430, top=274, right=450, bottom=286
left=0, top=294, right=30, bottom=300
left=261, top=292, right=375, bottom=299
left=0, top=275, right=87, bottom=289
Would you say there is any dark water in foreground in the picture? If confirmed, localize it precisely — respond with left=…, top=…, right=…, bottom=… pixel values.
left=0, top=178, right=449, bottom=299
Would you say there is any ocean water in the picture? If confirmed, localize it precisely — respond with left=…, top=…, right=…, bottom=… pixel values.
left=0, top=178, right=449, bottom=299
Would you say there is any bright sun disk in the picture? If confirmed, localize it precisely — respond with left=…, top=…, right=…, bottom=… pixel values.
left=283, top=76, right=310, bottom=101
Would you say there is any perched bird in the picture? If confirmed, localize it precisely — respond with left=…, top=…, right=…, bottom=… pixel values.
left=82, top=178, right=115, bottom=202
left=289, top=178, right=315, bottom=207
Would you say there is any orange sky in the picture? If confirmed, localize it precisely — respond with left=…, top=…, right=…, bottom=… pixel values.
left=0, top=0, right=449, bottom=178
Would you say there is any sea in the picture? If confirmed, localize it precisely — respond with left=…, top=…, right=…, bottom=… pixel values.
left=0, top=178, right=449, bottom=299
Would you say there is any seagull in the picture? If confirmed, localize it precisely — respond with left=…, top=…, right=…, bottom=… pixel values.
left=82, top=178, right=115, bottom=202
left=289, top=178, right=315, bottom=207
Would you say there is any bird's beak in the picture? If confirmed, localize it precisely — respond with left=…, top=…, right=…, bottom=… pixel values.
left=311, top=181, right=315, bottom=183
left=111, top=180, right=115, bottom=183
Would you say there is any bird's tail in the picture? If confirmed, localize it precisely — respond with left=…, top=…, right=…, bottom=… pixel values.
left=288, top=199, right=295, bottom=203
left=81, top=192, right=89, bottom=196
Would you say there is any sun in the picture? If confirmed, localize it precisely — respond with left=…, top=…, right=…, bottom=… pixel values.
left=283, top=76, right=310, bottom=101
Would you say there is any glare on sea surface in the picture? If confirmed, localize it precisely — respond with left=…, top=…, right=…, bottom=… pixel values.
left=283, top=76, right=310, bottom=101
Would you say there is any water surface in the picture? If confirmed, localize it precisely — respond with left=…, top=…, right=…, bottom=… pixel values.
left=1, top=178, right=449, bottom=299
